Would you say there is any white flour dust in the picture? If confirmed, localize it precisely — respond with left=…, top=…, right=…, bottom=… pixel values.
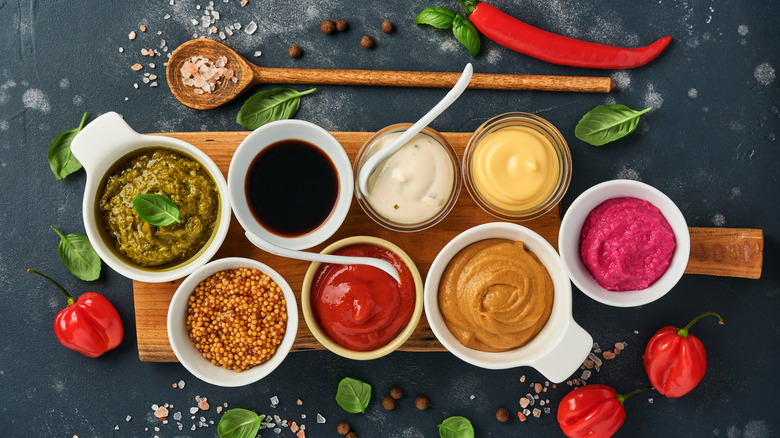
left=754, top=63, right=776, bottom=86
left=22, top=88, right=51, bottom=113
left=611, top=71, right=631, bottom=90
left=712, top=213, right=726, bottom=227
left=616, top=166, right=640, bottom=181
left=643, top=83, right=664, bottom=109
left=688, top=88, right=698, bottom=98
left=737, top=24, right=749, bottom=36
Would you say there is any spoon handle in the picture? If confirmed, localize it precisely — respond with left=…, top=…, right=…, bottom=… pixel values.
left=251, top=65, right=614, bottom=93
left=244, top=231, right=401, bottom=283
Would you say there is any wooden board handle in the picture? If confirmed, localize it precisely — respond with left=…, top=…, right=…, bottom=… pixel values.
left=252, top=66, right=616, bottom=93
left=686, top=227, right=763, bottom=278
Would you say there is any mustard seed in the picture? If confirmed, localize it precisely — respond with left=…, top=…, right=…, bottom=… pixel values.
left=390, top=387, right=403, bottom=400
left=288, top=45, right=302, bottom=58
left=336, top=19, right=348, bottom=32
left=382, top=396, right=396, bottom=410
left=346, top=432, right=358, bottom=438
left=415, top=395, right=429, bottom=410
left=496, top=407, right=510, bottom=422
left=337, top=422, right=350, bottom=435
left=381, top=21, right=394, bottom=33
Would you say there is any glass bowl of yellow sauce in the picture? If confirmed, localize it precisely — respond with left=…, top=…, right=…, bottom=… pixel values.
left=463, top=113, right=572, bottom=221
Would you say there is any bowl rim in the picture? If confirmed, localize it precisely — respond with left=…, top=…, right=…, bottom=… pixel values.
left=167, top=257, right=299, bottom=387
left=423, top=222, right=586, bottom=370
left=300, top=236, right=424, bottom=360
left=558, top=179, right=691, bottom=307
left=75, top=114, right=231, bottom=283
left=353, top=123, right=462, bottom=232
left=462, top=112, right=572, bottom=221
left=227, top=119, right=353, bottom=250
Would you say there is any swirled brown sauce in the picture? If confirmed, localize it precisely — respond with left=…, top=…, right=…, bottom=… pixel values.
left=97, top=148, right=219, bottom=268
left=438, top=239, right=554, bottom=352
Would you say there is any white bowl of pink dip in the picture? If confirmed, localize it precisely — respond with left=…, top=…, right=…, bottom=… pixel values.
left=558, top=179, right=690, bottom=307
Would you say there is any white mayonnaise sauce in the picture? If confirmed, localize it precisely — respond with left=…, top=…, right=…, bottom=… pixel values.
left=364, top=132, right=455, bottom=224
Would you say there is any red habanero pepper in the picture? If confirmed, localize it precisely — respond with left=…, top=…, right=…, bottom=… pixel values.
left=557, top=384, right=650, bottom=438
left=643, top=311, right=724, bottom=398
left=28, top=269, right=123, bottom=358
left=456, top=1, right=672, bottom=69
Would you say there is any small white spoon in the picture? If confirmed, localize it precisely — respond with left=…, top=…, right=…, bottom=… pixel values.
left=357, top=63, right=474, bottom=196
left=245, top=231, right=401, bottom=283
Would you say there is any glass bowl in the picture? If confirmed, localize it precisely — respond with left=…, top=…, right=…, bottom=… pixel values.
left=353, top=124, right=461, bottom=232
left=463, top=112, right=572, bottom=221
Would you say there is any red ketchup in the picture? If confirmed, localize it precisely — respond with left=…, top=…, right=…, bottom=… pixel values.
left=311, top=244, right=416, bottom=351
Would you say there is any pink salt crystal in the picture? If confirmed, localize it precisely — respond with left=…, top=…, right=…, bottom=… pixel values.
left=534, top=383, right=542, bottom=393
left=518, top=412, right=527, bottom=422
left=532, top=408, right=542, bottom=418
left=296, top=399, right=303, bottom=406
left=198, top=399, right=210, bottom=410
left=290, top=422, right=299, bottom=433
left=296, top=430, right=305, bottom=438
left=603, top=351, right=616, bottom=360
left=519, top=397, right=530, bottom=408
left=154, top=406, right=169, bottom=418
left=129, top=31, right=136, bottom=40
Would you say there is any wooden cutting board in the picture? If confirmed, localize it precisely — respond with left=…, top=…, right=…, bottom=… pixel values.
left=133, top=131, right=764, bottom=362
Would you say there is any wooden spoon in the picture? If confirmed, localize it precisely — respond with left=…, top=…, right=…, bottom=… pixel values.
left=167, top=39, right=616, bottom=110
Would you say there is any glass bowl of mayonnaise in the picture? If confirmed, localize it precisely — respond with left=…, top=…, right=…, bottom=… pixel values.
left=463, top=113, right=572, bottom=221
left=354, top=124, right=461, bottom=232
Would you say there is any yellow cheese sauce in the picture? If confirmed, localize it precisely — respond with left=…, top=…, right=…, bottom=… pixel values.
left=472, top=126, right=559, bottom=211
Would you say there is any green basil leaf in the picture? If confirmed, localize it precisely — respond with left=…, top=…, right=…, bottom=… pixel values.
left=415, top=7, right=456, bottom=29
left=335, top=377, right=372, bottom=414
left=236, top=87, right=317, bottom=130
left=574, top=104, right=653, bottom=146
left=217, top=408, right=264, bottom=438
left=51, top=226, right=101, bottom=281
left=438, top=416, right=475, bottom=438
left=132, top=194, right=181, bottom=226
left=48, top=112, right=87, bottom=180
left=452, top=14, right=481, bottom=57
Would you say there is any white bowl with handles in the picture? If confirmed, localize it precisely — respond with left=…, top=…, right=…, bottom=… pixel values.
left=70, top=112, right=231, bottom=283
left=424, top=222, right=592, bottom=383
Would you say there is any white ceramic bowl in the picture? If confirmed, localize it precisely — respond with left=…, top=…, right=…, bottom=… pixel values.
left=228, top=119, right=353, bottom=250
left=167, top=257, right=299, bottom=387
left=424, top=222, right=592, bottom=383
left=558, top=179, right=691, bottom=307
left=70, top=112, right=231, bottom=283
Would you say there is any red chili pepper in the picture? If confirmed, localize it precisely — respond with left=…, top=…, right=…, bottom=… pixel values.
left=28, top=269, right=123, bottom=358
left=456, top=1, right=672, bottom=69
left=557, top=384, right=649, bottom=438
left=643, top=311, right=723, bottom=398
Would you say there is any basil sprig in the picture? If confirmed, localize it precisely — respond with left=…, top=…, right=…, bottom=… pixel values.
left=217, top=408, right=264, bottom=438
left=438, top=416, right=475, bottom=438
left=415, top=7, right=480, bottom=57
left=48, top=112, right=87, bottom=180
left=575, top=104, right=653, bottom=146
left=236, top=87, right=317, bottom=130
left=133, top=194, right=181, bottom=226
left=335, top=377, right=372, bottom=414
left=51, top=226, right=101, bottom=281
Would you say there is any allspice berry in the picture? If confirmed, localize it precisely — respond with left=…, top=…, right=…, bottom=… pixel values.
left=382, top=395, right=396, bottom=410
left=360, top=35, right=375, bottom=49
left=337, top=422, right=351, bottom=435
left=414, top=395, right=430, bottom=410
left=336, top=19, right=348, bottom=32
left=320, top=19, right=337, bottom=34
left=346, top=432, right=358, bottom=438
left=288, top=45, right=302, bottom=58
left=496, top=407, right=510, bottom=423
left=390, top=387, right=403, bottom=400
left=381, top=21, right=394, bottom=33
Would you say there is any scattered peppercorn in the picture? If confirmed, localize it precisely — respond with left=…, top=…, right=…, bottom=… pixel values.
left=415, top=395, right=430, bottom=410
left=390, top=387, right=403, bottom=400
left=496, top=407, right=510, bottom=422
left=321, top=19, right=337, bottom=35
left=336, top=19, right=348, bottom=32
left=360, top=35, right=375, bottom=49
left=288, top=45, right=302, bottom=58
left=346, top=432, right=358, bottom=438
left=382, top=396, right=396, bottom=410
left=381, top=21, right=394, bottom=33
left=337, top=422, right=351, bottom=435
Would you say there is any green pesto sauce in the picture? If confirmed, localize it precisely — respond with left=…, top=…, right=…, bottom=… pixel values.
left=98, top=148, right=219, bottom=268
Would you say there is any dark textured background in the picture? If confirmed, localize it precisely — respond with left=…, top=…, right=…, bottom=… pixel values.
left=1, top=0, right=777, bottom=436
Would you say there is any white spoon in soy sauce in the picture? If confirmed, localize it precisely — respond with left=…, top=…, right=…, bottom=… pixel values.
left=357, top=63, right=473, bottom=196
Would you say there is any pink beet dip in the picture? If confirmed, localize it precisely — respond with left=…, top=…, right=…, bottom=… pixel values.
left=579, top=197, right=676, bottom=291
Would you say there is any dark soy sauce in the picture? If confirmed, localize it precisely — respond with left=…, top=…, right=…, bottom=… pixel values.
left=245, top=139, right=339, bottom=237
